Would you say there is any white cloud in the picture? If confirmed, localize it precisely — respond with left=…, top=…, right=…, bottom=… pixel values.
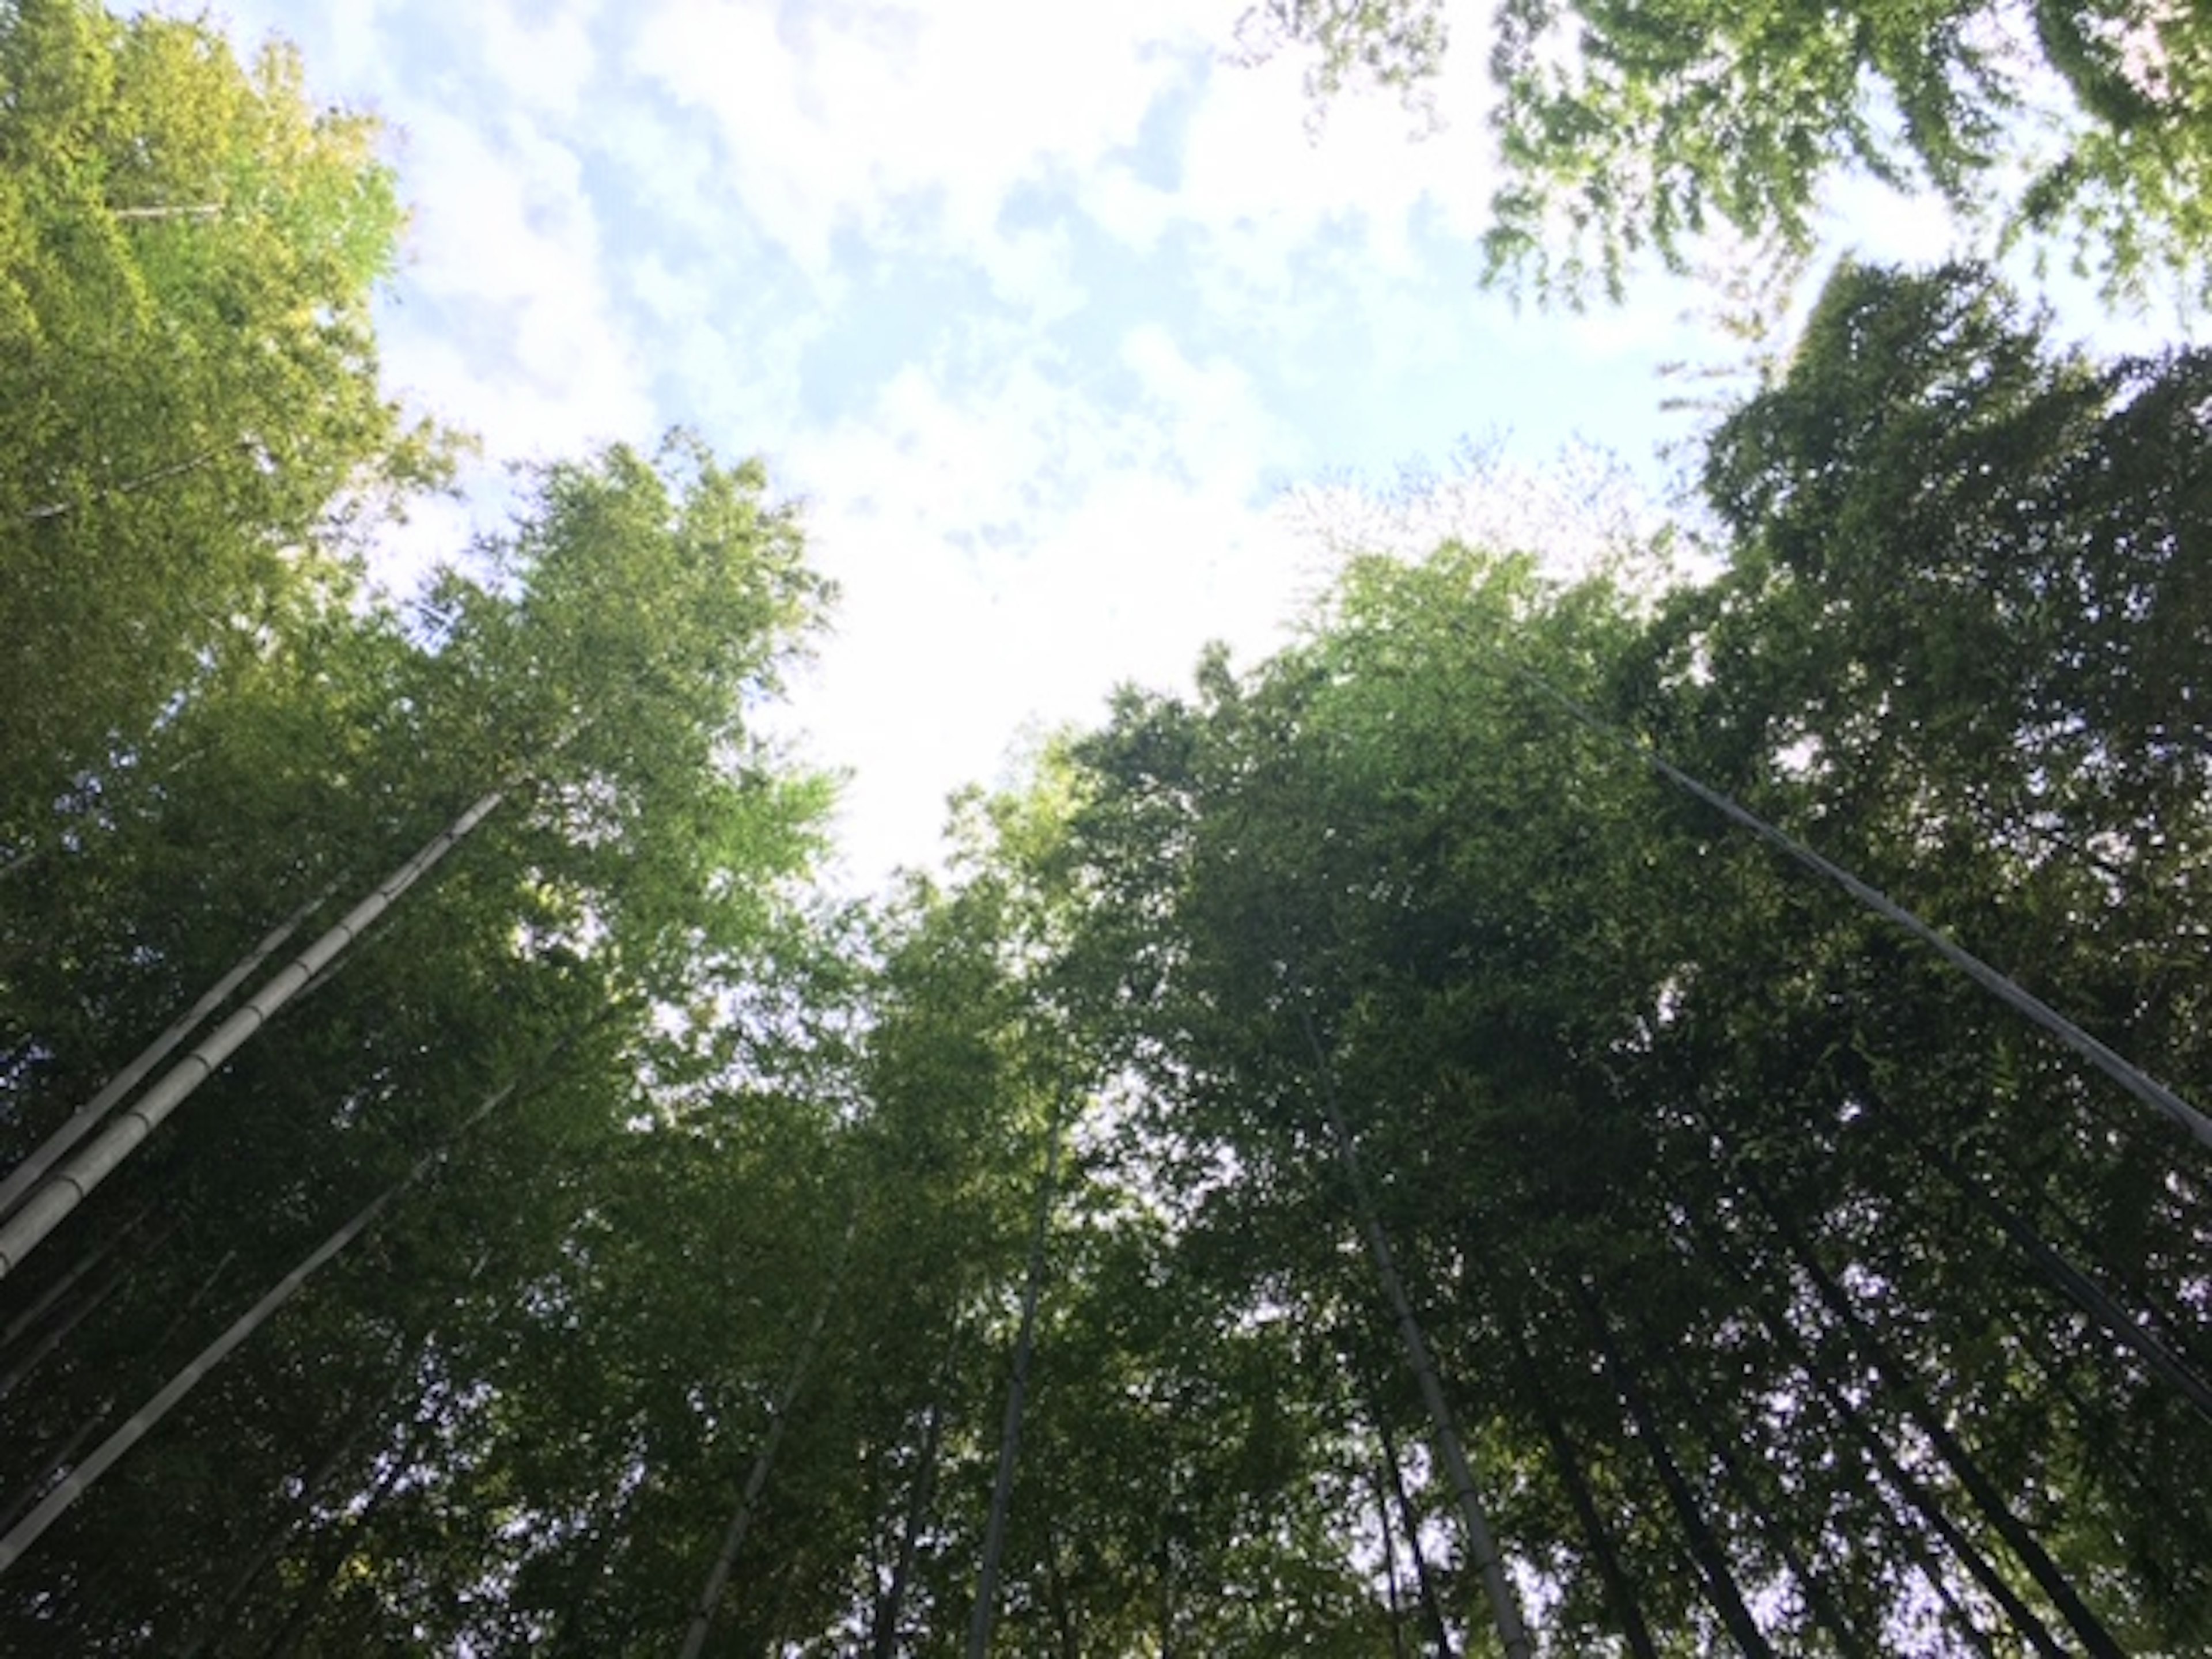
left=973, top=221, right=1085, bottom=323
left=1181, top=51, right=1491, bottom=263
left=220, top=0, right=399, bottom=96
left=1119, top=323, right=1296, bottom=486
left=589, top=100, right=747, bottom=251
left=766, top=300, right=1317, bottom=881
left=626, top=247, right=714, bottom=329
left=785, top=467, right=1317, bottom=885
left=386, top=109, right=653, bottom=454
left=1080, top=0, right=1499, bottom=271
left=472, top=0, right=602, bottom=116
left=628, top=0, right=1224, bottom=278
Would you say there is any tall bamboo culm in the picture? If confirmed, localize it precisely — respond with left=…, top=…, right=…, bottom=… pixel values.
left=0, top=787, right=505, bottom=1281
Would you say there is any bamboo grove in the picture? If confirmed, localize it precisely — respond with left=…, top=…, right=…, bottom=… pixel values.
left=3, top=2, right=2209, bottom=1653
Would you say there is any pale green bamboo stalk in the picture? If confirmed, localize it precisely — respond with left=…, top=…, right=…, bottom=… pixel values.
left=0, top=890, right=329, bottom=1225
left=22, top=440, right=248, bottom=521
left=1506, top=660, right=2212, bottom=1153
left=680, top=1213, right=856, bottom=1659
left=0, top=1077, right=518, bottom=1577
left=111, top=203, right=224, bottom=221
left=965, top=1108, right=1064, bottom=1659
left=0, top=787, right=505, bottom=1281
left=1302, top=1007, right=1535, bottom=1659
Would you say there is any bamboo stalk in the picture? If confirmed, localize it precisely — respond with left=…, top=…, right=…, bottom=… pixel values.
left=1302, top=1008, right=1533, bottom=1659
left=0, top=789, right=504, bottom=1280
left=0, top=890, right=329, bottom=1225
left=965, top=1108, right=1065, bottom=1659
left=1506, top=657, right=2212, bottom=1152
left=0, top=1075, right=517, bottom=1575
left=680, top=1212, right=857, bottom=1659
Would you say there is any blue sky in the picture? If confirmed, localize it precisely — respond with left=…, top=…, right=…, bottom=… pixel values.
left=195, top=0, right=2194, bottom=888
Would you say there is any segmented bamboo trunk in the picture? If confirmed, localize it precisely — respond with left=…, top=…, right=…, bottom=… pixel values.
left=1679, top=1370, right=1862, bottom=1651
left=0, top=1075, right=518, bottom=1576
left=1302, top=1009, right=1534, bottom=1659
left=1741, top=1179, right=2124, bottom=1659
left=175, top=1378, right=403, bottom=1659
left=869, top=1362, right=951, bottom=1659
left=1922, top=1141, right=2212, bottom=1422
left=1369, top=1457, right=1411, bottom=1659
left=1801, top=1333, right=2047, bottom=1659
left=1508, top=1323, right=1659, bottom=1659
left=1683, top=1207, right=2054, bottom=1659
left=0, top=787, right=505, bottom=1280
left=964, top=1107, right=1064, bottom=1659
left=1372, top=1399, right=1455, bottom=1659
left=1574, top=1281, right=1774, bottom=1659
left=1508, top=655, right=2212, bottom=1151
left=679, top=1212, right=855, bottom=1659
left=0, top=890, right=326, bottom=1225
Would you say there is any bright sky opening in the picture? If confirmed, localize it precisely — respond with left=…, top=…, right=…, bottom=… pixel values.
left=193, top=0, right=2197, bottom=890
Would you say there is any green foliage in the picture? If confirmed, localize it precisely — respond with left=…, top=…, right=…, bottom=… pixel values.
left=1028, top=261, right=2212, bottom=1654
left=1236, top=0, right=1450, bottom=124
left=3, top=2, right=2208, bottom=1646
left=1249, top=0, right=2212, bottom=305
left=0, top=37, right=839, bottom=1627
left=0, top=0, right=453, bottom=866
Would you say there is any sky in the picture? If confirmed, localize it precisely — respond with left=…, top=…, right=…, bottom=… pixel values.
left=191, top=0, right=2190, bottom=891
